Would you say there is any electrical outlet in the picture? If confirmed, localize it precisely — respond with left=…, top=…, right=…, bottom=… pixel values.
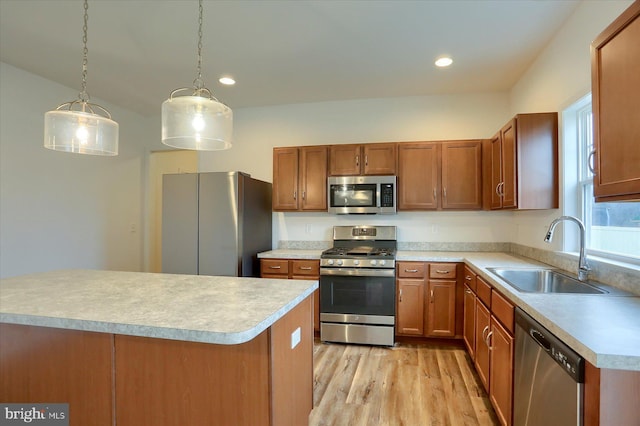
left=291, top=327, right=301, bottom=349
left=305, top=224, right=312, bottom=234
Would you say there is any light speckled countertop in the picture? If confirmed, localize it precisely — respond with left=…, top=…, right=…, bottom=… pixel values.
left=0, top=269, right=317, bottom=345
left=259, top=249, right=640, bottom=371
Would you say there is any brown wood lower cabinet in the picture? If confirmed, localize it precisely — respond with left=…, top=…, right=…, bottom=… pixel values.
left=396, top=261, right=458, bottom=338
left=467, top=272, right=515, bottom=426
left=0, top=296, right=313, bottom=426
left=397, top=278, right=425, bottom=335
left=261, top=258, right=320, bottom=332
left=475, top=299, right=491, bottom=391
left=489, top=316, right=514, bottom=426
left=0, top=324, right=114, bottom=425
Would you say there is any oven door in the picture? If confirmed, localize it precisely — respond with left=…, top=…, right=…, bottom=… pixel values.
left=319, top=268, right=395, bottom=324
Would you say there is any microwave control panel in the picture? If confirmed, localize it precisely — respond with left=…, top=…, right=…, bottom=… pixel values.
left=380, top=184, right=394, bottom=207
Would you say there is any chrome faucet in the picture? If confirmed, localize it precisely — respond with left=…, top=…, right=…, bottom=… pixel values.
left=544, top=216, right=591, bottom=281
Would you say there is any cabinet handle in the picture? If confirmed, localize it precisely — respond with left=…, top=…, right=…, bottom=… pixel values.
left=588, top=150, right=596, bottom=175
left=465, top=275, right=472, bottom=281
left=299, top=266, right=312, bottom=270
left=486, top=331, right=494, bottom=351
left=481, top=325, right=489, bottom=343
left=430, top=289, right=434, bottom=303
left=356, top=155, right=360, bottom=167
left=499, top=182, right=505, bottom=196
left=293, top=190, right=297, bottom=200
left=302, top=191, right=306, bottom=200
left=269, top=265, right=282, bottom=269
left=399, top=288, right=403, bottom=302
left=433, top=188, right=437, bottom=201
left=365, top=155, right=368, bottom=166
left=435, top=270, right=449, bottom=274
left=465, top=289, right=473, bottom=294
left=495, top=183, right=501, bottom=197
left=443, top=187, right=447, bottom=199
left=404, top=269, right=419, bottom=273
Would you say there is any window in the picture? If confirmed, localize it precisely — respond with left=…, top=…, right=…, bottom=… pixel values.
left=573, top=99, right=640, bottom=263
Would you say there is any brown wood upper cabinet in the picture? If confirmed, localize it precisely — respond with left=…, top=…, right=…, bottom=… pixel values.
left=272, top=146, right=327, bottom=211
left=398, top=140, right=483, bottom=210
left=329, top=143, right=397, bottom=176
left=591, top=1, right=640, bottom=202
left=486, top=113, right=558, bottom=210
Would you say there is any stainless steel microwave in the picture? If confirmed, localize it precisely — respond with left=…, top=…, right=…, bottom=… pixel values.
left=327, top=176, right=396, bottom=214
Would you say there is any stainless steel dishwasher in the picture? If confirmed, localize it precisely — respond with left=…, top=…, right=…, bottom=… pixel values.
left=514, top=308, right=585, bottom=426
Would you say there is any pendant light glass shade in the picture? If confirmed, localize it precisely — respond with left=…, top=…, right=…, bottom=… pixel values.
left=45, top=104, right=118, bottom=156
left=161, top=89, right=232, bottom=150
left=162, top=0, right=232, bottom=151
left=43, top=0, right=118, bottom=156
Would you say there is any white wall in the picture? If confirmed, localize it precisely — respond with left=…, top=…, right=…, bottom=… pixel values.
left=199, top=93, right=513, bottom=245
left=508, top=0, right=633, bottom=251
left=0, top=62, right=153, bottom=278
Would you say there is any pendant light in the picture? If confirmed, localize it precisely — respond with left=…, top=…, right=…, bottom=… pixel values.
left=161, top=0, right=233, bottom=150
left=44, top=0, right=118, bottom=156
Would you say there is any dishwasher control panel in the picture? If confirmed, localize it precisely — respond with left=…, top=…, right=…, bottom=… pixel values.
left=515, top=308, right=585, bottom=383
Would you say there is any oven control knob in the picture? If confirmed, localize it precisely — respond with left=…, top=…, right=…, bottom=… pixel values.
left=326, top=259, right=334, bottom=265
left=370, top=260, right=377, bottom=266
left=337, top=259, right=343, bottom=266
left=379, top=260, right=386, bottom=266
left=354, top=260, right=360, bottom=265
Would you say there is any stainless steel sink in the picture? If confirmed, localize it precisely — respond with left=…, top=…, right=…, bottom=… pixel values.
left=487, top=267, right=607, bottom=294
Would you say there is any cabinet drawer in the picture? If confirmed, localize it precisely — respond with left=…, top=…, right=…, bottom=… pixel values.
left=260, top=259, right=290, bottom=276
left=476, top=276, right=492, bottom=307
left=397, top=262, right=426, bottom=278
left=491, top=290, right=515, bottom=334
left=429, top=263, right=457, bottom=279
left=463, top=266, right=477, bottom=293
left=291, top=260, right=319, bottom=277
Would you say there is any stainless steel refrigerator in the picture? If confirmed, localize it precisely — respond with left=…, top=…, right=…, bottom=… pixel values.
left=162, top=171, right=272, bottom=277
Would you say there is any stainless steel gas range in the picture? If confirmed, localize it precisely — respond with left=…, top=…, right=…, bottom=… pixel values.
left=319, top=225, right=397, bottom=346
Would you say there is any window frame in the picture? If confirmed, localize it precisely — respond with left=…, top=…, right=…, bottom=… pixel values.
left=569, top=96, right=640, bottom=266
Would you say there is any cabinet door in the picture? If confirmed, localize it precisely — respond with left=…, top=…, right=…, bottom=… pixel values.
left=489, top=319, right=514, bottom=426
left=463, top=284, right=476, bottom=360
left=329, top=144, right=361, bottom=176
left=299, top=146, right=327, bottom=211
left=396, top=279, right=425, bottom=335
left=475, top=301, right=491, bottom=392
left=273, top=148, right=299, bottom=211
left=489, top=133, right=503, bottom=209
left=591, top=3, right=640, bottom=201
left=425, top=279, right=456, bottom=337
left=363, top=143, right=397, bottom=175
left=441, top=140, right=483, bottom=209
left=501, top=120, right=517, bottom=209
left=398, top=142, right=439, bottom=210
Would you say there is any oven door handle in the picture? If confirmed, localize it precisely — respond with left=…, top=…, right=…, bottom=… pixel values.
left=320, top=268, right=396, bottom=278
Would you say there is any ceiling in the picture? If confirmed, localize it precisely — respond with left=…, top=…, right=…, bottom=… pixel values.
left=0, top=0, right=581, bottom=116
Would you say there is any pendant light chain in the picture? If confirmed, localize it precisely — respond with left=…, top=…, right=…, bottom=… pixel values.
left=161, top=0, right=232, bottom=151
left=79, top=0, right=90, bottom=103
left=44, top=0, right=119, bottom=156
left=194, top=0, right=204, bottom=91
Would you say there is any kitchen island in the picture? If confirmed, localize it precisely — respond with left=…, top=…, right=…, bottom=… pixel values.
left=0, top=269, right=317, bottom=426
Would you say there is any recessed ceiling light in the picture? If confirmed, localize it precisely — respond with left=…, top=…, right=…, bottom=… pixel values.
left=435, top=57, right=453, bottom=68
left=219, top=76, right=236, bottom=85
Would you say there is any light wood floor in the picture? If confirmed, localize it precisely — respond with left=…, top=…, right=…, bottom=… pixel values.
left=309, top=339, right=499, bottom=426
